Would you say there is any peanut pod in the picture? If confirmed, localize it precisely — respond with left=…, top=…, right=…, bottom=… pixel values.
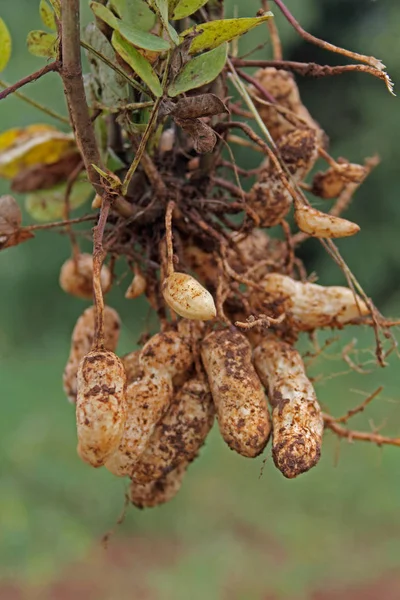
left=63, top=305, right=121, bottom=403
left=76, top=350, right=127, bottom=468
left=129, top=462, right=187, bottom=509
left=201, top=329, right=271, bottom=457
left=105, top=331, right=194, bottom=477
left=255, top=273, right=369, bottom=330
left=294, top=205, right=360, bottom=238
left=254, top=337, right=323, bottom=478
left=59, top=253, right=111, bottom=299
left=131, top=375, right=215, bottom=484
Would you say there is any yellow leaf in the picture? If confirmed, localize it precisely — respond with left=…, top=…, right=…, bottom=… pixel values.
left=181, top=13, right=273, bottom=54
left=27, top=30, right=58, bottom=58
left=0, top=125, right=76, bottom=179
left=39, top=0, right=57, bottom=31
left=0, top=17, right=12, bottom=72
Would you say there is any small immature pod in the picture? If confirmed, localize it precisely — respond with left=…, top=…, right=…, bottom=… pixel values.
left=76, top=350, right=127, bottom=468
left=131, top=375, right=215, bottom=484
left=162, top=272, right=216, bottom=321
left=275, top=128, right=319, bottom=181
left=253, top=68, right=324, bottom=143
left=201, top=329, right=271, bottom=457
left=59, top=253, right=112, bottom=299
left=294, top=205, right=360, bottom=238
left=258, top=273, right=369, bottom=330
left=311, top=163, right=366, bottom=199
left=125, top=268, right=146, bottom=299
left=129, top=463, right=187, bottom=509
left=247, top=175, right=292, bottom=227
left=253, top=337, right=324, bottom=479
left=105, top=331, right=195, bottom=477
left=63, top=305, right=121, bottom=403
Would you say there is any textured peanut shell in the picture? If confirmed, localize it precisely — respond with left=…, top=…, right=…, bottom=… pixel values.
left=105, top=331, right=195, bottom=476
left=162, top=272, right=216, bottom=321
left=131, top=376, right=215, bottom=484
left=254, top=338, right=323, bottom=478
left=247, top=175, right=292, bottom=227
left=311, top=163, right=366, bottom=199
left=295, top=206, right=360, bottom=238
left=253, top=68, right=324, bottom=144
left=275, top=128, right=318, bottom=181
left=129, top=463, right=187, bottom=509
left=201, top=329, right=271, bottom=457
left=59, top=253, right=112, bottom=299
left=63, top=305, right=121, bottom=403
left=76, top=350, right=127, bottom=468
left=256, top=273, right=369, bottom=330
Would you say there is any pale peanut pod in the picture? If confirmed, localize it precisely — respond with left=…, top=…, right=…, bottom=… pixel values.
left=257, top=273, right=369, bottom=330
left=63, top=305, right=121, bottom=403
left=105, top=331, right=195, bottom=476
left=252, top=68, right=324, bottom=143
left=59, top=253, right=112, bottom=299
left=162, top=272, right=216, bottom=320
left=76, top=350, right=127, bottom=468
left=129, top=462, right=187, bottom=509
left=125, top=269, right=146, bottom=299
left=294, top=205, right=360, bottom=238
left=311, top=163, right=366, bottom=199
left=201, top=329, right=271, bottom=457
left=131, top=375, right=215, bottom=484
left=121, top=349, right=142, bottom=383
left=253, top=337, right=324, bottom=478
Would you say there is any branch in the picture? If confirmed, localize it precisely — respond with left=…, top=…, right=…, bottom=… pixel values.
left=0, top=61, right=59, bottom=101
left=231, top=58, right=394, bottom=94
left=60, top=0, right=103, bottom=194
left=323, top=414, right=400, bottom=448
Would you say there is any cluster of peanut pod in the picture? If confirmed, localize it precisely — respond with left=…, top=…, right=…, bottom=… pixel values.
left=58, top=67, right=381, bottom=509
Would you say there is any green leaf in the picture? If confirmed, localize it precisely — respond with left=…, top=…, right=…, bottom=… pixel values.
left=111, top=31, right=163, bottom=97
left=90, top=2, right=120, bottom=29
left=0, top=18, right=12, bottom=73
left=181, top=13, right=273, bottom=54
left=167, top=23, right=180, bottom=46
left=172, top=0, right=209, bottom=20
left=39, top=0, right=57, bottom=31
left=83, top=23, right=128, bottom=107
left=109, top=0, right=155, bottom=31
left=117, top=23, right=170, bottom=52
left=25, top=181, right=92, bottom=222
left=91, top=163, right=122, bottom=189
left=48, top=0, right=61, bottom=18
left=148, top=0, right=179, bottom=45
left=92, top=2, right=170, bottom=51
left=26, top=30, right=58, bottom=58
left=168, top=43, right=227, bottom=97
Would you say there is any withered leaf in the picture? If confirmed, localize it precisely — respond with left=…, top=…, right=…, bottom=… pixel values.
left=174, top=117, right=216, bottom=154
left=0, top=228, right=34, bottom=251
left=0, top=195, right=22, bottom=235
left=171, top=94, right=228, bottom=120
left=11, top=152, right=82, bottom=193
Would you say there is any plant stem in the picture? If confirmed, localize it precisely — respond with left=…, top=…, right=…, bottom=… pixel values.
left=0, top=62, right=59, bottom=101
left=121, top=97, right=162, bottom=196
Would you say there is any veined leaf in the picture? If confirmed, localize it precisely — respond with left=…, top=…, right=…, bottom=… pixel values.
left=172, top=0, right=209, bottom=20
left=0, top=18, right=12, bottom=73
left=181, top=13, right=273, bottom=54
left=25, top=181, right=92, bottom=222
left=90, top=2, right=120, bottom=29
left=112, top=31, right=163, bottom=97
left=117, top=23, right=170, bottom=52
left=48, top=0, right=61, bottom=17
left=39, top=0, right=57, bottom=31
left=84, top=23, right=128, bottom=107
left=168, top=43, right=227, bottom=96
left=92, top=2, right=170, bottom=51
left=109, top=0, right=155, bottom=31
left=167, top=23, right=180, bottom=46
left=26, top=30, right=58, bottom=58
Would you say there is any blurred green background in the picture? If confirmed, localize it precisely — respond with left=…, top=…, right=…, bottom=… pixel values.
left=1, top=1, right=400, bottom=598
